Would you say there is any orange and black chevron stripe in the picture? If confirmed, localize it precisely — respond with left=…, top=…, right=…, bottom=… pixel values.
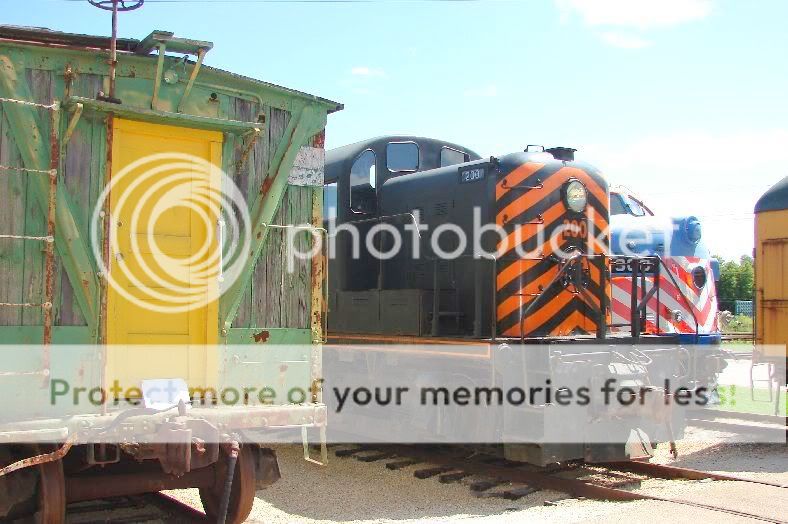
left=495, top=161, right=610, bottom=338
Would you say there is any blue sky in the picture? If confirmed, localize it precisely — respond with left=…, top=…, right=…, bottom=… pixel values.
left=4, top=0, right=787, bottom=258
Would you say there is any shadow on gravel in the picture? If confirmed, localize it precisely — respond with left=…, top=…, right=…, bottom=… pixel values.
left=664, top=441, right=788, bottom=475
left=254, top=445, right=562, bottom=521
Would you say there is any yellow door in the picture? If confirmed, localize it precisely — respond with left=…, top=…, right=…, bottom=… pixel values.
left=107, top=119, right=222, bottom=391
left=755, top=210, right=788, bottom=358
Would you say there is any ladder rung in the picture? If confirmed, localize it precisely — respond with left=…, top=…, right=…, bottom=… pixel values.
left=0, top=369, right=49, bottom=378
left=0, top=96, right=57, bottom=109
left=0, top=302, right=52, bottom=309
left=0, top=165, right=56, bottom=176
left=0, top=234, right=54, bottom=242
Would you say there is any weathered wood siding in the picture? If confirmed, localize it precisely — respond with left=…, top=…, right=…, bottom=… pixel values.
left=0, top=102, right=26, bottom=326
left=0, top=61, right=320, bottom=331
left=232, top=107, right=318, bottom=330
left=0, top=69, right=50, bottom=327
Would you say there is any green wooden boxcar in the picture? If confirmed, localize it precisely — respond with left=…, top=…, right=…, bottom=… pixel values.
left=0, top=25, right=340, bottom=522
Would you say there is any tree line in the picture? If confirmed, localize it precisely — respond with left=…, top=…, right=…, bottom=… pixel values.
left=713, top=255, right=754, bottom=312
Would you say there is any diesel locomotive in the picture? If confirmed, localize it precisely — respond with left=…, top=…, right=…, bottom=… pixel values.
left=323, top=137, right=715, bottom=465
left=608, top=187, right=722, bottom=345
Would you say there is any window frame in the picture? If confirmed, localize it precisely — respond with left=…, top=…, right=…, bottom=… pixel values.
left=386, top=141, right=420, bottom=173
left=610, top=193, right=628, bottom=215
left=323, top=181, right=338, bottom=221
left=622, top=194, right=647, bottom=217
left=349, top=148, right=377, bottom=215
left=439, top=146, right=470, bottom=167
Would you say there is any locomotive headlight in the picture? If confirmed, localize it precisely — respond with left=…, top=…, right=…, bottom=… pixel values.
left=692, top=266, right=707, bottom=289
left=684, top=216, right=702, bottom=244
left=564, top=180, right=587, bottom=213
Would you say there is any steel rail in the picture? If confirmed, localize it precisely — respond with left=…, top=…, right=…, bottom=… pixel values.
left=147, top=492, right=208, bottom=520
left=604, top=460, right=787, bottom=489
left=339, top=445, right=788, bottom=523
left=64, top=492, right=207, bottom=522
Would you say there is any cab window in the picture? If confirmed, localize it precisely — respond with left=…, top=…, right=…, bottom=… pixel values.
left=350, top=149, right=377, bottom=214
left=387, top=142, right=419, bottom=172
left=323, top=182, right=337, bottom=221
left=610, top=194, right=628, bottom=215
left=623, top=195, right=647, bottom=216
left=440, top=147, right=469, bottom=167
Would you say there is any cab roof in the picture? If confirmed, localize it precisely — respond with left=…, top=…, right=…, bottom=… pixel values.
left=755, top=176, right=788, bottom=213
left=325, top=135, right=480, bottom=183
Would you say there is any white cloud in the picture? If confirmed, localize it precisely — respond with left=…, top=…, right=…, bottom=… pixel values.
left=556, top=0, right=713, bottom=30
left=582, top=129, right=788, bottom=258
left=350, top=66, right=385, bottom=77
left=464, top=84, right=498, bottom=98
left=598, top=31, right=652, bottom=49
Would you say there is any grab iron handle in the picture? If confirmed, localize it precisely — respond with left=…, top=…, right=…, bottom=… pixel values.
left=217, top=218, right=225, bottom=283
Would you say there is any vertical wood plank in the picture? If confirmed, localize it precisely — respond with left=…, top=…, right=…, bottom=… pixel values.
left=229, top=97, right=256, bottom=328
left=20, top=68, right=52, bottom=326
left=57, top=73, right=102, bottom=326
left=0, top=104, right=26, bottom=326
left=250, top=107, right=296, bottom=328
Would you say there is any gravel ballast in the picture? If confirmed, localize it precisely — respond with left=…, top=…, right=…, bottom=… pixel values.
left=165, top=431, right=787, bottom=523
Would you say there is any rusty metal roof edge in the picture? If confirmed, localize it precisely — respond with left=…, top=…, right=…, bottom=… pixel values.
left=0, top=24, right=140, bottom=52
left=0, top=25, right=343, bottom=114
left=197, top=62, right=344, bottom=114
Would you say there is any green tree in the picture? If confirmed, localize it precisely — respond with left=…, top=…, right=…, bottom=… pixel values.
left=713, top=255, right=755, bottom=310
left=716, top=257, right=739, bottom=302
left=735, top=255, right=754, bottom=301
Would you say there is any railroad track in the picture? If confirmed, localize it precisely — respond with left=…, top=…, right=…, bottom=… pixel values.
left=65, top=492, right=205, bottom=523
left=721, top=333, right=754, bottom=341
left=332, top=445, right=787, bottom=523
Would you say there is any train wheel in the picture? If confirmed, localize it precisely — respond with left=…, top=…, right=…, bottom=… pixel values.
left=35, top=454, right=66, bottom=524
left=199, top=446, right=256, bottom=524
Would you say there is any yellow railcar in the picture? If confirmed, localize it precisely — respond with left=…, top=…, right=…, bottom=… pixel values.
left=754, top=176, right=788, bottom=365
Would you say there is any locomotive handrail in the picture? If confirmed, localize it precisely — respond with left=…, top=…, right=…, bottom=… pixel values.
left=346, top=212, right=423, bottom=238
left=500, top=178, right=544, bottom=191
left=617, top=254, right=700, bottom=345
left=655, top=255, right=700, bottom=345
left=421, top=252, right=498, bottom=339
left=478, top=253, right=498, bottom=340
left=519, top=252, right=584, bottom=344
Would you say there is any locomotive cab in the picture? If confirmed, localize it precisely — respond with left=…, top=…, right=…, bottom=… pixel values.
left=325, top=136, right=611, bottom=339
